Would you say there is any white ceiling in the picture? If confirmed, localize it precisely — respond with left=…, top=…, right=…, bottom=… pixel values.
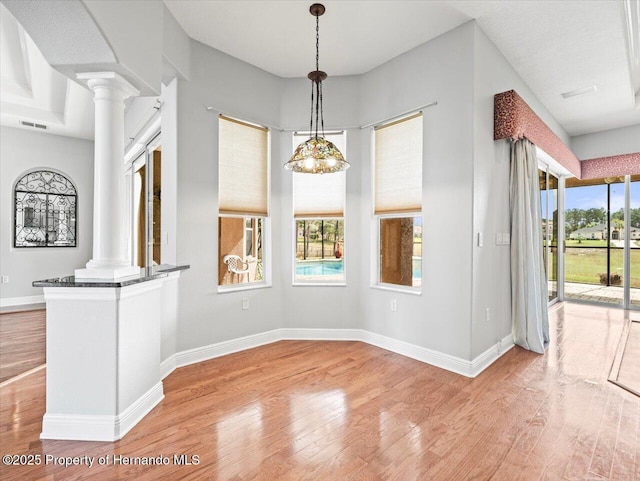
left=165, top=0, right=640, bottom=137
left=0, top=3, right=94, bottom=140
left=1, top=1, right=638, bottom=140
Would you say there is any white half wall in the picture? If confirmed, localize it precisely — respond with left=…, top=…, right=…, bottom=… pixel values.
left=0, top=126, right=93, bottom=302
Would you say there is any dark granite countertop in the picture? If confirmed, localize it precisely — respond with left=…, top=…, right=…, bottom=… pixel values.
left=33, top=264, right=190, bottom=288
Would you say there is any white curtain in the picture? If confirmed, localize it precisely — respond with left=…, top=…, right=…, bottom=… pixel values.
left=510, top=139, right=549, bottom=354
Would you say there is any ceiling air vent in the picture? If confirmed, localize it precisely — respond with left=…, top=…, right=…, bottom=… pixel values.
left=20, top=121, right=47, bottom=130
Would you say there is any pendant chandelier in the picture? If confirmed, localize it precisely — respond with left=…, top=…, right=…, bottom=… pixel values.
left=284, top=3, right=349, bottom=174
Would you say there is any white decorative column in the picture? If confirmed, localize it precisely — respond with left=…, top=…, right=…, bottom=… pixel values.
left=76, top=72, right=140, bottom=279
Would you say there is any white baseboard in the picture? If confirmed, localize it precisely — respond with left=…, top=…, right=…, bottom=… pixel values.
left=0, top=295, right=45, bottom=308
left=160, top=355, right=177, bottom=380
left=361, top=330, right=478, bottom=377
left=41, top=382, right=164, bottom=442
left=279, top=328, right=363, bottom=341
left=175, top=329, right=282, bottom=370
left=470, top=334, right=515, bottom=377
left=164, top=328, right=514, bottom=380
left=117, top=382, right=164, bottom=439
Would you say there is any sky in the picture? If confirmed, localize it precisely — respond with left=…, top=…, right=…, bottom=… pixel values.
left=563, top=183, right=640, bottom=212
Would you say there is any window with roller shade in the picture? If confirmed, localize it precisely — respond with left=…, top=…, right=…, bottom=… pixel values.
left=374, top=113, right=422, bottom=289
left=218, top=115, right=269, bottom=288
left=293, top=131, right=346, bottom=284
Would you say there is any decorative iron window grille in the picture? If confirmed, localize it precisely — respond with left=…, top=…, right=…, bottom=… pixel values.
left=14, top=170, right=77, bottom=248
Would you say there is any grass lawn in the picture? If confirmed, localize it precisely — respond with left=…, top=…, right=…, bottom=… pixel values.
left=565, top=239, right=608, bottom=247
left=565, top=247, right=640, bottom=287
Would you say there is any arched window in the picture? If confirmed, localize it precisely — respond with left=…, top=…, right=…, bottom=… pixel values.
left=14, top=170, right=77, bottom=247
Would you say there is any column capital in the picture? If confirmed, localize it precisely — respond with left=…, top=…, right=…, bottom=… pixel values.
left=76, top=71, right=139, bottom=99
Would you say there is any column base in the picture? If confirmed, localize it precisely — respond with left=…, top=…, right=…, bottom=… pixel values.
left=75, top=264, right=140, bottom=280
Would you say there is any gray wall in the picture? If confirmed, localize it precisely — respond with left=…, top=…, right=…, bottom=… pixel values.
left=171, top=20, right=574, bottom=363
left=175, top=41, right=284, bottom=352
left=278, top=75, right=363, bottom=330
left=571, top=124, right=640, bottom=160
left=2, top=5, right=585, bottom=367
left=0, top=126, right=93, bottom=301
left=471, top=24, right=570, bottom=358
left=358, top=22, right=475, bottom=360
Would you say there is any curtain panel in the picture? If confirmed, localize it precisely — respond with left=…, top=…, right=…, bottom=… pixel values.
left=510, top=139, right=549, bottom=354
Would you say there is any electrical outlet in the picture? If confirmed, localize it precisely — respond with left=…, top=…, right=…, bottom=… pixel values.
left=242, top=298, right=249, bottom=310
left=1, top=275, right=8, bottom=283
left=391, top=299, right=397, bottom=312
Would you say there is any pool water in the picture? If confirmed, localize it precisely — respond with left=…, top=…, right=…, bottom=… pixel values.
left=413, top=257, right=421, bottom=279
left=296, top=260, right=344, bottom=276
left=296, top=258, right=422, bottom=279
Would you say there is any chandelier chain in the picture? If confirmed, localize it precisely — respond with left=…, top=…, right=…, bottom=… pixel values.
left=320, top=81, right=324, bottom=137
left=315, top=77, right=320, bottom=139
left=309, top=78, right=314, bottom=135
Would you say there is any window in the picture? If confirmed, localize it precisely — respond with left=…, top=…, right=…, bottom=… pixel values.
left=374, top=113, right=423, bottom=289
left=129, top=143, right=162, bottom=268
left=218, top=115, right=269, bottom=288
left=292, top=132, right=346, bottom=284
left=14, top=169, right=77, bottom=247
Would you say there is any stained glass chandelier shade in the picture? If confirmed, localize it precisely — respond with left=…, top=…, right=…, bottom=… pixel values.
left=284, top=3, right=349, bottom=174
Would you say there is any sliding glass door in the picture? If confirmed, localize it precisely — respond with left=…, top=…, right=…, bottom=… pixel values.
left=563, top=176, right=640, bottom=308
left=539, top=167, right=559, bottom=303
left=631, top=177, right=640, bottom=307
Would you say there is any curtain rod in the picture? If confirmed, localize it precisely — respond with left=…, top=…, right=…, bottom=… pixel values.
left=205, top=106, right=282, bottom=131
left=359, top=101, right=438, bottom=129
left=206, top=100, right=438, bottom=132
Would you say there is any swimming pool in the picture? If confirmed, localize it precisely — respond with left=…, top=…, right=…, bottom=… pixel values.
left=413, top=257, right=421, bottom=279
left=296, top=260, right=344, bottom=276
left=295, top=258, right=422, bottom=279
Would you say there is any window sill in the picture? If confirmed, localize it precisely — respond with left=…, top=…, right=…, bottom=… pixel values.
left=292, top=282, right=347, bottom=287
left=370, top=284, right=422, bottom=296
left=218, top=282, right=271, bottom=294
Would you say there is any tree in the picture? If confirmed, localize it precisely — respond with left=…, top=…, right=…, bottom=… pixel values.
left=631, top=208, right=640, bottom=228
left=611, top=208, right=624, bottom=223
left=585, top=207, right=605, bottom=226
left=565, top=208, right=584, bottom=234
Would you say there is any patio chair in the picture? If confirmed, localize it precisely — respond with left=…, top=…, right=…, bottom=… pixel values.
left=223, top=254, right=250, bottom=282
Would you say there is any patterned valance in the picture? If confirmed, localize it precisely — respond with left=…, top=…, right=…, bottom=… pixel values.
left=495, top=90, right=640, bottom=180
left=494, top=90, right=581, bottom=177
left=581, top=153, right=640, bottom=180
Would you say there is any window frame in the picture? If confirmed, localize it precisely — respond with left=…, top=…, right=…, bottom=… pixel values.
left=292, top=217, right=346, bottom=286
left=372, top=212, right=422, bottom=294
left=13, top=169, right=78, bottom=249
left=217, top=115, right=271, bottom=293
left=371, top=112, right=423, bottom=293
left=291, top=131, right=347, bottom=287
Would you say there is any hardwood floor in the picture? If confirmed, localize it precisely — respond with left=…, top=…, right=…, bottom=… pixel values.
left=0, top=309, right=46, bottom=384
left=616, top=320, right=640, bottom=396
left=0, top=302, right=638, bottom=480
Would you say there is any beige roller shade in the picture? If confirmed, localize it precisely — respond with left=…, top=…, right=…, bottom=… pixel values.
left=374, top=112, right=423, bottom=215
left=293, top=132, right=346, bottom=218
left=218, top=115, right=269, bottom=216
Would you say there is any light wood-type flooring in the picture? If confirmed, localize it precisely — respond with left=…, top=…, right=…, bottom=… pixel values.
left=0, top=309, right=46, bottom=384
left=0, top=302, right=638, bottom=480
